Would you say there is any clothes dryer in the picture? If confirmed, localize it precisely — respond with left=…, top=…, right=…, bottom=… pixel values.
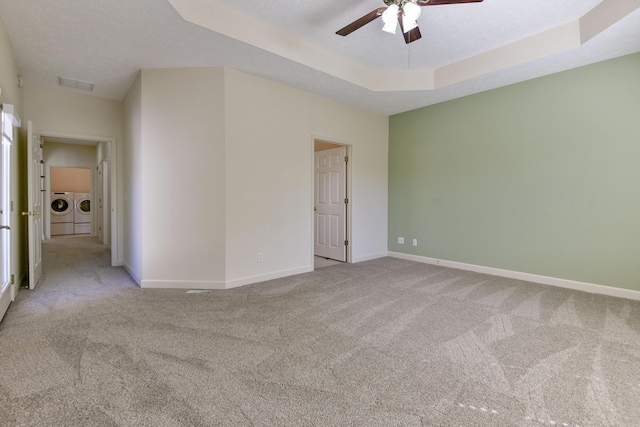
left=50, top=192, right=74, bottom=235
left=73, top=193, right=91, bottom=234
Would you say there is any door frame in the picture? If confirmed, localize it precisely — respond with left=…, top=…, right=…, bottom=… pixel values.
left=311, top=136, right=352, bottom=267
left=39, top=130, right=119, bottom=267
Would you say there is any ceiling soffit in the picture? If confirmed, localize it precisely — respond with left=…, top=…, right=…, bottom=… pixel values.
left=168, top=0, right=640, bottom=93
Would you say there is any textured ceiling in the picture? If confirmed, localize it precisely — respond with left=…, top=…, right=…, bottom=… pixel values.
left=0, top=0, right=638, bottom=115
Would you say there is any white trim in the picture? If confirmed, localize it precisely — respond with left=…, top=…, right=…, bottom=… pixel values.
left=389, top=251, right=640, bottom=301
left=12, top=272, right=25, bottom=300
left=0, top=288, right=10, bottom=323
left=352, top=251, right=389, bottom=263
left=39, top=130, right=120, bottom=266
left=141, top=279, right=227, bottom=290
left=139, top=265, right=314, bottom=290
left=123, top=262, right=141, bottom=286
left=311, top=135, right=354, bottom=264
left=224, top=265, right=313, bottom=289
left=1, top=104, right=21, bottom=127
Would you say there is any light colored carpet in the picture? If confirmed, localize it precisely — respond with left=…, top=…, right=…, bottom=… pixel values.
left=1, top=236, right=639, bottom=426
left=314, top=256, right=342, bottom=269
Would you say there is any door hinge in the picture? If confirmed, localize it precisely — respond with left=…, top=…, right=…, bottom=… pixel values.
left=344, top=156, right=349, bottom=163
left=344, top=198, right=349, bottom=204
left=11, top=274, right=14, bottom=285
left=344, top=240, right=349, bottom=246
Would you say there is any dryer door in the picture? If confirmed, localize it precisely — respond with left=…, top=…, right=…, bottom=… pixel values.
left=78, top=198, right=90, bottom=214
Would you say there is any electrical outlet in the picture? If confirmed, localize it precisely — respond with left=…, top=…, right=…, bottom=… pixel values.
left=257, top=252, right=263, bottom=262
left=413, top=239, right=418, bottom=246
left=398, top=237, right=404, bottom=244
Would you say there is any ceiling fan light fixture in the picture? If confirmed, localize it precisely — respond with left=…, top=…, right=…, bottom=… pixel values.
left=402, top=2, right=421, bottom=33
left=381, top=4, right=399, bottom=34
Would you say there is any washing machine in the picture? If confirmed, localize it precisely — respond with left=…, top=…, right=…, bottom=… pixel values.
left=50, top=192, right=74, bottom=235
left=73, top=192, right=91, bottom=234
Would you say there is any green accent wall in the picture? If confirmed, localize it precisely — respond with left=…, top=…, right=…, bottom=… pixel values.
left=389, top=53, right=640, bottom=291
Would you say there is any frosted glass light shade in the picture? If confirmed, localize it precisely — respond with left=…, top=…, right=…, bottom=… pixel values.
left=381, top=4, right=399, bottom=34
left=402, top=2, right=421, bottom=33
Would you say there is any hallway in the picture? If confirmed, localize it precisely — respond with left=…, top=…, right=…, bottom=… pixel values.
left=20, top=236, right=134, bottom=300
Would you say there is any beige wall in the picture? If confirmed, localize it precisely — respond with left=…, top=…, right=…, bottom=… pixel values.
left=138, top=67, right=226, bottom=287
left=123, top=66, right=388, bottom=289
left=0, top=21, right=21, bottom=109
left=122, top=73, right=142, bottom=283
left=23, top=85, right=122, bottom=138
left=50, top=167, right=91, bottom=193
left=44, top=142, right=97, bottom=170
left=224, top=68, right=388, bottom=285
left=23, top=85, right=124, bottom=264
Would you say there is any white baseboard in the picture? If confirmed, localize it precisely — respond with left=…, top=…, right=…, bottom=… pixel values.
left=389, top=251, right=640, bottom=301
left=352, top=251, right=389, bottom=263
left=0, top=290, right=11, bottom=323
left=139, top=265, right=314, bottom=290
left=123, top=262, right=141, bottom=286
left=141, top=279, right=227, bottom=290
left=224, top=265, right=313, bottom=289
left=12, top=271, right=26, bottom=300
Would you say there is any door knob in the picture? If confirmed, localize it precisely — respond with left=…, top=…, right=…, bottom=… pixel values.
left=0, top=225, right=9, bottom=230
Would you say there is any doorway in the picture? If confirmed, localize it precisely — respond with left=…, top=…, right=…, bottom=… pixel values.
left=39, top=133, right=118, bottom=266
left=49, top=167, right=91, bottom=236
left=313, top=139, right=351, bottom=266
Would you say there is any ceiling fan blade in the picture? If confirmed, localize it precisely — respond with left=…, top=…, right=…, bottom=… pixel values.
left=403, top=27, right=422, bottom=44
left=336, top=7, right=387, bottom=36
left=418, top=0, right=483, bottom=5
left=397, top=14, right=422, bottom=44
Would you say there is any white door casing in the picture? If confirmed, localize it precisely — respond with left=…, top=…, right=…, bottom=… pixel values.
left=1, top=108, right=15, bottom=321
left=102, top=160, right=110, bottom=247
left=314, top=146, right=347, bottom=262
left=26, top=121, right=43, bottom=289
left=97, top=163, right=103, bottom=242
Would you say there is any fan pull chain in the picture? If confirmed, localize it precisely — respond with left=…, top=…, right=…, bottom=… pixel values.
left=408, top=42, right=411, bottom=69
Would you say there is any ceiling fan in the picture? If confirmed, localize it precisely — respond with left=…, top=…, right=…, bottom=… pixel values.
left=336, top=0, right=484, bottom=44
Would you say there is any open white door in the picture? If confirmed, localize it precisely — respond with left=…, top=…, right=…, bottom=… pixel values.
left=25, top=121, right=43, bottom=289
left=314, top=146, right=347, bottom=262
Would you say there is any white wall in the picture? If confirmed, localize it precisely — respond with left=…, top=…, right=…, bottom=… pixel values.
left=23, top=85, right=124, bottom=265
left=224, top=68, right=388, bottom=286
left=122, top=66, right=388, bottom=289
left=122, top=74, right=142, bottom=283
left=139, top=68, right=226, bottom=288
